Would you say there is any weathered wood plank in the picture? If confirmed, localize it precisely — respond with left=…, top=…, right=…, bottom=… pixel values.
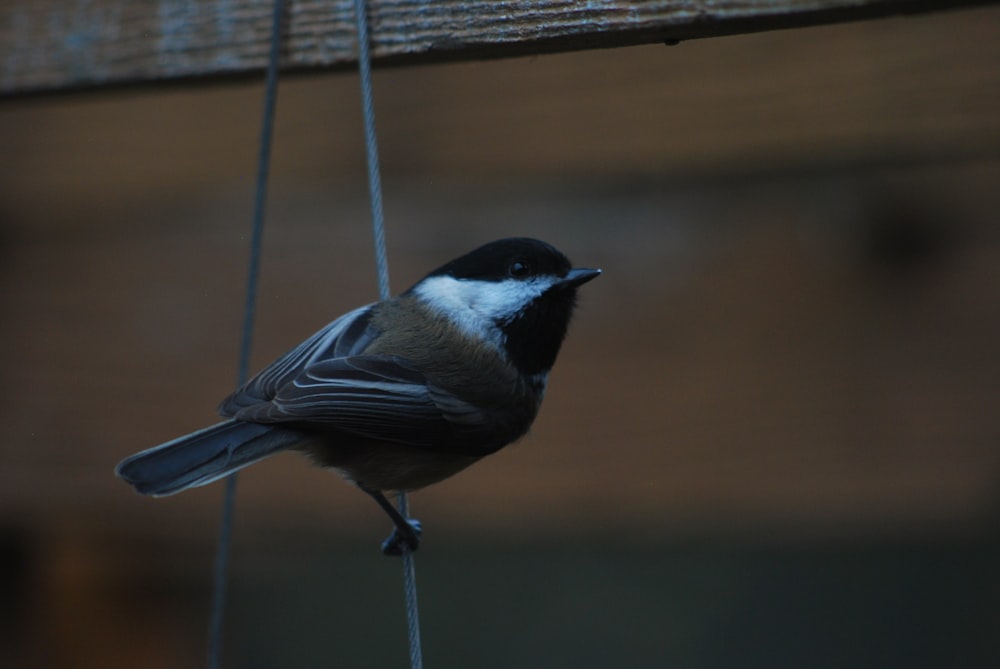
left=0, top=0, right=993, bottom=97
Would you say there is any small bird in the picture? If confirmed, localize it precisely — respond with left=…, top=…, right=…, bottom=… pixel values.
left=116, top=238, right=600, bottom=554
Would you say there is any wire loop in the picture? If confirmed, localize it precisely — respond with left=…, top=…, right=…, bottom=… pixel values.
left=208, top=2, right=423, bottom=667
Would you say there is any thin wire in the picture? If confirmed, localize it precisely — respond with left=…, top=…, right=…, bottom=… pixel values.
left=352, top=2, right=423, bottom=669
left=396, top=492, right=424, bottom=668
left=354, top=0, right=390, bottom=301
left=207, top=2, right=286, bottom=667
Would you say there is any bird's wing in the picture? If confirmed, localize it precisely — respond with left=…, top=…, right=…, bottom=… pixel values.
left=231, top=355, right=497, bottom=452
left=219, top=304, right=379, bottom=415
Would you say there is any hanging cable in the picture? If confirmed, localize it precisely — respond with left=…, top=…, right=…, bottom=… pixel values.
left=207, top=2, right=286, bottom=667
left=354, top=0, right=390, bottom=301
left=351, top=2, right=424, bottom=668
left=395, top=491, right=424, bottom=668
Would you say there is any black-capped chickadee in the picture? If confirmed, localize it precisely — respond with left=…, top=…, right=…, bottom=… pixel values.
left=116, top=237, right=600, bottom=554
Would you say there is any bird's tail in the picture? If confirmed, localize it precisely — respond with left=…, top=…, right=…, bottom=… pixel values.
left=115, top=419, right=303, bottom=497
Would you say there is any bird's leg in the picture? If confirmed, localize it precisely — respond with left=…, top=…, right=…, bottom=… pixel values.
left=359, top=485, right=423, bottom=556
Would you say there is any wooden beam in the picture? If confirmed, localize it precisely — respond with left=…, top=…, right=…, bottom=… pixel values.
left=1, top=0, right=993, bottom=97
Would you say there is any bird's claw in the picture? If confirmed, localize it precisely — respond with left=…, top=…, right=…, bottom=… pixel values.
left=381, top=518, right=423, bottom=556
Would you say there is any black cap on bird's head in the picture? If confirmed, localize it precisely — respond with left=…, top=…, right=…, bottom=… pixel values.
left=412, top=238, right=601, bottom=376
left=427, top=237, right=601, bottom=287
left=429, top=238, right=572, bottom=282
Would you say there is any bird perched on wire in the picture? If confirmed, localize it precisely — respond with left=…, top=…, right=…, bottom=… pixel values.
left=116, top=237, right=600, bottom=554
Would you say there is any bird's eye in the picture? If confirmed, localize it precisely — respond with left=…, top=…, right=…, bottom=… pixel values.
left=508, top=261, right=530, bottom=278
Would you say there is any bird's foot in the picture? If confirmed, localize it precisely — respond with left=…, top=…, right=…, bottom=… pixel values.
left=381, top=518, right=422, bottom=556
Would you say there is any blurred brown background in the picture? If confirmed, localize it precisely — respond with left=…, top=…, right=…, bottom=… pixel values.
left=1, top=5, right=999, bottom=668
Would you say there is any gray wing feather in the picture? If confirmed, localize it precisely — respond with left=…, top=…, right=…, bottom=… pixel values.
left=219, top=304, right=377, bottom=415
left=232, top=356, right=492, bottom=449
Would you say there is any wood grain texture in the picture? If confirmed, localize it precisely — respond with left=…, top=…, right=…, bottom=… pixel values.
left=1, top=0, right=992, bottom=97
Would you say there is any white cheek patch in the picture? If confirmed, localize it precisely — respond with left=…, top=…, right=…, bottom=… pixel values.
left=414, top=275, right=555, bottom=344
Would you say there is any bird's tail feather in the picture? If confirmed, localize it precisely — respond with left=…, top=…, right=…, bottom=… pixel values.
left=115, top=420, right=303, bottom=497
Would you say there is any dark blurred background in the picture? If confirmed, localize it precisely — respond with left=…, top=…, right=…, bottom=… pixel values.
left=1, top=6, right=999, bottom=668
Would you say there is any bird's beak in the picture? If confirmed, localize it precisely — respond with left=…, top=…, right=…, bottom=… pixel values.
left=559, top=267, right=602, bottom=288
